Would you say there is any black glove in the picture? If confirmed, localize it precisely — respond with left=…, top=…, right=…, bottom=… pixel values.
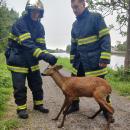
left=38, top=53, right=57, bottom=65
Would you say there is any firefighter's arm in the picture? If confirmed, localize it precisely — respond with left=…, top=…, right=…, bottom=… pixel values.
left=34, top=24, right=57, bottom=65
left=70, top=29, right=77, bottom=64
left=96, top=14, right=111, bottom=65
left=12, top=22, right=57, bottom=65
left=35, top=24, right=48, bottom=53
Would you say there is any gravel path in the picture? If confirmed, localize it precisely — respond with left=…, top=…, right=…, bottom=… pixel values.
left=5, top=62, right=130, bottom=130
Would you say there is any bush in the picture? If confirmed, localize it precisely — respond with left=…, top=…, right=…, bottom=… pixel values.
left=0, top=54, right=12, bottom=117
left=0, top=64, right=12, bottom=88
left=107, top=66, right=130, bottom=81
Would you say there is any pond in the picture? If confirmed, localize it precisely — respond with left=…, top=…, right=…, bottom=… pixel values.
left=52, top=53, right=125, bottom=69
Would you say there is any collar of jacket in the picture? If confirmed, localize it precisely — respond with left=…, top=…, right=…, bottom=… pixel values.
left=24, top=14, right=40, bottom=25
left=76, top=8, right=89, bottom=20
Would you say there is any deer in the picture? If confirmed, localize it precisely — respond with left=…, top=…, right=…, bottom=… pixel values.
left=43, top=65, right=115, bottom=130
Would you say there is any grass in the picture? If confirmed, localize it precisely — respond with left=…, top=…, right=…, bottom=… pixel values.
left=0, top=53, right=20, bottom=129
left=0, top=52, right=6, bottom=64
left=0, top=119, right=20, bottom=130
left=57, top=57, right=72, bottom=70
left=57, top=57, right=130, bottom=97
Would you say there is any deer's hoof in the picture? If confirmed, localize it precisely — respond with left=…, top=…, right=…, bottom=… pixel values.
left=87, top=116, right=94, bottom=119
left=52, top=118, right=58, bottom=121
left=58, top=125, right=63, bottom=128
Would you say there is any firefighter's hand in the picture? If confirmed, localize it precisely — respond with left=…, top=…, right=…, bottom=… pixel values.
left=48, top=54, right=57, bottom=65
left=39, top=53, right=57, bottom=65
left=99, top=63, right=108, bottom=68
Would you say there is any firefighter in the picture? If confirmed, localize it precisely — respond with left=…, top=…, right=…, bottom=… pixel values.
left=5, top=0, right=57, bottom=119
left=68, top=0, right=114, bottom=121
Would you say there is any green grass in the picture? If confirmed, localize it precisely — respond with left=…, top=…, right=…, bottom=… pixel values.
left=57, top=57, right=72, bottom=70
left=0, top=88, right=12, bottom=117
left=57, top=57, right=130, bottom=97
left=0, top=119, right=20, bottom=130
left=106, top=68, right=130, bottom=96
left=0, top=53, right=19, bottom=129
left=0, top=53, right=6, bottom=64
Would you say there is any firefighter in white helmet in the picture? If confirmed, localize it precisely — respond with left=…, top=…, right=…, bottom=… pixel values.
left=5, top=0, right=57, bottom=119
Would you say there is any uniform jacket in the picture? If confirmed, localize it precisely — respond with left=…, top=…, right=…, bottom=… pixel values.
left=5, top=14, right=49, bottom=73
left=70, top=8, right=111, bottom=77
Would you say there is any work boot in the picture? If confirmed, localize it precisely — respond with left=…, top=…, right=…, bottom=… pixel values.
left=66, top=100, right=79, bottom=114
left=17, top=109, right=28, bottom=119
left=34, top=105, right=49, bottom=113
left=103, top=110, right=115, bottom=123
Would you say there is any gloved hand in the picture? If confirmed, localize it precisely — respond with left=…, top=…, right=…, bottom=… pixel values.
left=39, top=53, right=57, bottom=65
left=48, top=54, right=57, bottom=65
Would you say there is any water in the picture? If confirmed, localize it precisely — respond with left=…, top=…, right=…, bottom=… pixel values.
left=52, top=53, right=125, bottom=69
left=110, top=55, right=125, bottom=69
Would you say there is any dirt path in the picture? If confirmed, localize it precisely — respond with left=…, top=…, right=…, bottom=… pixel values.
left=6, top=62, right=130, bottom=130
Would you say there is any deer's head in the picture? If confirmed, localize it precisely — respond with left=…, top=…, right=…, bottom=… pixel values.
left=43, top=65, right=63, bottom=76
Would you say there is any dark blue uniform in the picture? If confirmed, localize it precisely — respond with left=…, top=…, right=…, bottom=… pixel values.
left=70, top=8, right=111, bottom=77
left=5, top=14, right=49, bottom=110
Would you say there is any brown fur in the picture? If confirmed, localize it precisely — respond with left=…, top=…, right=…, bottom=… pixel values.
left=44, top=65, right=114, bottom=129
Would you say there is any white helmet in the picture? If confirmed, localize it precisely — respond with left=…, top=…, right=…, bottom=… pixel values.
left=25, top=0, right=44, bottom=18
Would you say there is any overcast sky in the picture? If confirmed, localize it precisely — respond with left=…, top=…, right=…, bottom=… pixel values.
left=6, top=0, right=126, bottom=50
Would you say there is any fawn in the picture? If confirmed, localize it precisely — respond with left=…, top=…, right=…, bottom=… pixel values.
left=43, top=65, right=115, bottom=130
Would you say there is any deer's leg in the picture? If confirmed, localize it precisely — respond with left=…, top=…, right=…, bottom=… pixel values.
left=52, top=96, right=68, bottom=121
left=105, top=119, right=110, bottom=130
left=93, top=91, right=114, bottom=130
left=93, top=90, right=114, bottom=115
left=58, top=99, right=72, bottom=128
left=87, top=107, right=102, bottom=119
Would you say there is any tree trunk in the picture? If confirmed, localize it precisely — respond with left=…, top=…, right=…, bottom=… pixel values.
left=125, top=0, right=130, bottom=72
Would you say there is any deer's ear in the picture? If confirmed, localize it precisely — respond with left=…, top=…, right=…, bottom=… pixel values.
left=55, top=65, right=63, bottom=70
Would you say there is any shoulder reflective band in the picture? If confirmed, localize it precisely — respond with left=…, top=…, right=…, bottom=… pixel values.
left=9, top=33, right=31, bottom=44
left=9, top=33, right=18, bottom=41
left=19, top=33, right=31, bottom=42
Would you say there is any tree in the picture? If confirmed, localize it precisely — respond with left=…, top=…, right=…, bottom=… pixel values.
left=116, top=41, right=127, bottom=51
left=0, top=0, right=19, bottom=52
left=87, top=0, right=130, bottom=71
left=66, top=45, right=71, bottom=53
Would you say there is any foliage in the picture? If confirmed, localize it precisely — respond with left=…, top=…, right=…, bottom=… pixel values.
left=0, top=64, right=12, bottom=88
left=57, top=57, right=72, bottom=71
left=0, top=52, right=19, bottom=129
left=66, top=44, right=71, bottom=53
left=115, top=41, right=127, bottom=51
left=0, top=53, right=12, bottom=117
left=0, top=0, right=19, bottom=53
left=106, top=67, right=130, bottom=96
left=87, top=0, right=129, bottom=35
